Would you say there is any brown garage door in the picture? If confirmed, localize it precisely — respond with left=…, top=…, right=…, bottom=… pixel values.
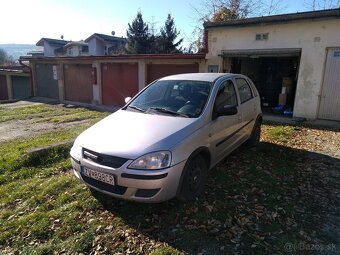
left=0, top=75, right=8, bottom=100
left=64, top=64, right=93, bottom=103
left=147, top=64, right=199, bottom=84
left=101, top=63, right=138, bottom=106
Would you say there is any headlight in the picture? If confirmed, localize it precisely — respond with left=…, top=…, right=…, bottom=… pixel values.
left=70, top=140, right=82, bottom=159
left=128, top=151, right=171, bottom=170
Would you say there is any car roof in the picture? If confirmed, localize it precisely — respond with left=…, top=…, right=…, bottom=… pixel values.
left=159, top=73, right=239, bottom=83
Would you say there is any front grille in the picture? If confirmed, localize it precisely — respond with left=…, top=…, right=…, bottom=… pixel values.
left=83, top=148, right=128, bottom=168
left=81, top=174, right=127, bottom=195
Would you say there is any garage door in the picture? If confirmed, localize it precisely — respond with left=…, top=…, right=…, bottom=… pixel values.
left=147, top=64, right=199, bottom=84
left=318, top=48, right=340, bottom=121
left=101, top=63, right=138, bottom=106
left=0, top=75, right=8, bottom=100
left=36, top=64, right=59, bottom=99
left=64, top=64, right=93, bottom=103
left=12, top=76, right=30, bottom=99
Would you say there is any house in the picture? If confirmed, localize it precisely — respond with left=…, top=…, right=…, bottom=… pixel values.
left=85, top=33, right=126, bottom=56
left=204, top=8, right=340, bottom=121
left=63, top=41, right=89, bottom=56
left=36, top=38, right=69, bottom=57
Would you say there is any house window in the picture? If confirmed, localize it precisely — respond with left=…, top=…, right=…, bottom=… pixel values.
left=68, top=48, right=73, bottom=56
left=255, top=33, right=269, bottom=41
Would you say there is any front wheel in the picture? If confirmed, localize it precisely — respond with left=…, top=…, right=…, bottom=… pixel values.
left=178, top=155, right=208, bottom=201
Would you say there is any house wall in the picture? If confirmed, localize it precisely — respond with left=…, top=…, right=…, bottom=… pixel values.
left=206, top=18, right=340, bottom=119
left=43, top=42, right=57, bottom=57
left=88, top=38, right=105, bottom=56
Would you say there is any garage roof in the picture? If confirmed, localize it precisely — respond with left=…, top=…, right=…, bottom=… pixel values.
left=204, top=8, right=340, bottom=28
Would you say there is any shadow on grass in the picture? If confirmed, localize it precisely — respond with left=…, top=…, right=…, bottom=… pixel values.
left=95, top=142, right=339, bottom=254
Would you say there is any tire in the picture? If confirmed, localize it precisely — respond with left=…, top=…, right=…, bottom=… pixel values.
left=178, top=154, right=208, bottom=201
left=246, top=120, right=261, bottom=147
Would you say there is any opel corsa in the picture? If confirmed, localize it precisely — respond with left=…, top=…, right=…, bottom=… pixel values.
left=70, top=73, right=262, bottom=202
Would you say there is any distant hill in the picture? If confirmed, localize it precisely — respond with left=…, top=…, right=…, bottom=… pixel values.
left=0, top=44, right=42, bottom=61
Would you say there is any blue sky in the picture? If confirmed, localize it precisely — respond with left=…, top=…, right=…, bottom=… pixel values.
left=1, top=0, right=310, bottom=46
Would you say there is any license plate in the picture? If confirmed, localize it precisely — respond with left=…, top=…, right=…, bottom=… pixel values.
left=83, top=167, right=115, bottom=186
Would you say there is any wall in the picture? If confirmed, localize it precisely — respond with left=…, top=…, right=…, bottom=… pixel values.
left=88, top=38, right=104, bottom=56
left=206, top=18, right=340, bottom=119
left=43, top=42, right=57, bottom=57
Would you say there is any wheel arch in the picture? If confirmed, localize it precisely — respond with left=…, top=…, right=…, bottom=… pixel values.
left=176, top=146, right=211, bottom=197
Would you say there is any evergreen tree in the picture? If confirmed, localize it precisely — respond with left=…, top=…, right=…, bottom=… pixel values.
left=158, top=14, right=183, bottom=53
left=126, top=12, right=152, bottom=54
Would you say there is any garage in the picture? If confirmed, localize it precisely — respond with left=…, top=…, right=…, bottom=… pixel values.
left=35, top=63, right=59, bottom=99
left=0, top=75, right=8, bottom=100
left=222, top=49, right=300, bottom=113
left=101, top=63, right=138, bottom=106
left=147, top=64, right=199, bottom=84
left=64, top=64, right=93, bottom=103
left=12, top=76, right=30, bottom=99
left=318, top=48, right=340, bottom=121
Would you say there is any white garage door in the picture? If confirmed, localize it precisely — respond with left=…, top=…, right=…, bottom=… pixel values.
left=318, top=48, right=340, bottom=121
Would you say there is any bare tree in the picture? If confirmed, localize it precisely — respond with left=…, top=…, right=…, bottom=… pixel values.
left=189, top=0, right=285, bottom=52
left=0, top=48, right=13, bottom=65
left=304, top=0, right=340, bottom=10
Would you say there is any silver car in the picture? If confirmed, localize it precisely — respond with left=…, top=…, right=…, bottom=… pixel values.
left=70, top=73, right=262, bottom=202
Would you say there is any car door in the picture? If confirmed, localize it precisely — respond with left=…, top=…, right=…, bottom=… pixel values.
left=209, top=79, right=242, bottom=164
left=234, top=77, right=257, bottom=139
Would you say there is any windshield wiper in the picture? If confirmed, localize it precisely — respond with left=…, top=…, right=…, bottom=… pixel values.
left=148, top=107, right=189, bottom=117
left=128, top=105, right=146, bottom=112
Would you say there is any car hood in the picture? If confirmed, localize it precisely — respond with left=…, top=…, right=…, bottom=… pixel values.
left=76, top=109, right=199, bottom=159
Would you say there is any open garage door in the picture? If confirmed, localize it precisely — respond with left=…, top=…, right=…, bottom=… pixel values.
left=221, top=48, right=301, bottom=114
left=318, top=48, right=340, bottom=121
left=101, top=63, right=138, bottom=106
left=147, top=64, right=199, bottom=84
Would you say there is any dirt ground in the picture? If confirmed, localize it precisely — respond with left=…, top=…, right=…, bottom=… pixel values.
left=0, top=99, right=98, bottom=143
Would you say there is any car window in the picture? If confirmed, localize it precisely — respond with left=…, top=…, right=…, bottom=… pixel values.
left=128, top=80, right=212, bottom=118
left=214, top=80, right=238, bottom=109
left=247, top=78, right=258, bottom=97
left=236, top=78, right=253, bottom=104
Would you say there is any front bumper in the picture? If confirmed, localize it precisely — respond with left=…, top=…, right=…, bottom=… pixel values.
left=71, top=154, right=186, bottom=203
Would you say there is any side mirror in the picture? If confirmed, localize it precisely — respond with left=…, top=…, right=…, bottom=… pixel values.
left=124, top=97, right=132, bottom=104
left=216, top=105, right=238, bottom=116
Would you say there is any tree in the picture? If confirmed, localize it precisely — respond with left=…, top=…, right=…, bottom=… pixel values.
left=189, top=0, right=285, bottom=52
left=126, top=11, right=152, bottom=54
left=304, top=0, right=340, bottom=10
left=0, top=48, right=10, bottom=65
left=157, top=14, right=183, bottom=53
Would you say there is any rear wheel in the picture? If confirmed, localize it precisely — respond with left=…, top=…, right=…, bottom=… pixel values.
left=178, top=155, right=208, bottom=201
left=246, top=120, right=261, bottom=147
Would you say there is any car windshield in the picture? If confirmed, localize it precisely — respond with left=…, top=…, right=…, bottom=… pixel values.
left=127, top=80, right=212, bottom=118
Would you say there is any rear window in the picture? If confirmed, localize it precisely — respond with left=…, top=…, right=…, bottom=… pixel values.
left=236, top=78, right=253, bottom=104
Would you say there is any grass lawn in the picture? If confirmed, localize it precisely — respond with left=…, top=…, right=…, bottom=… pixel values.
left=0, top=103, right=338, bottom=254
